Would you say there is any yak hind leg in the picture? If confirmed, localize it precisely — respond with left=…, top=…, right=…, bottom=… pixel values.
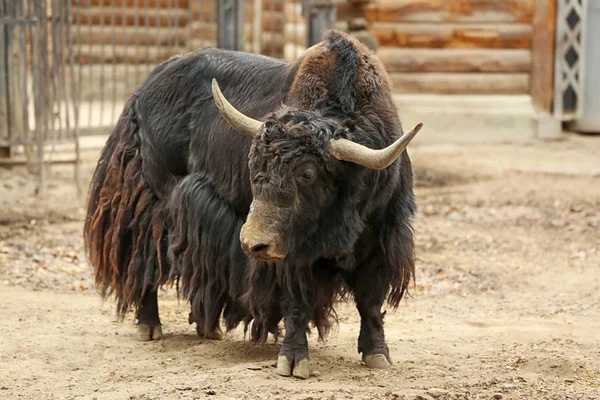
left=346, top=262, right=393, bottom=369
left=277, top=292, right=311, bottom=379
left=188, top=311, right=222, bottom=340
left=135, top=289, right=163, bottom=341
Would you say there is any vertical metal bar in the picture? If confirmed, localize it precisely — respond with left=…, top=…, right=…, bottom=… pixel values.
left=198, top=0, right=204, bottom=48
left=217, top=0, right=244, bottom=50
left=0, top=0, right=10, bottom=145
left=154, top=0, right=160, bottom=56
left=111, top=0, right=117, bottom=123
left=270, top=0, right=274, bottom=56
left=40, top=0, right=52, bottom=145
left=5, top=0, right=14, bottom=143
left=174, top=0, right=180, bottom=56
left=52, top=0, right=64, bottom=141
left=186, top=0, right=193, bottom=51
left=166, top=0, right=174, bottom=61
left=33, top=0, right=46, bottom=195
left=58, top=0, right=71, bottom=140
left=144, top=0, right=150, bottom=77
left=306, top=0, right=336, bottom=47
left=18, top=0, right=30, bottom=146
left=134, top=0, right=140, bottom=82
left=253, top=0, right=262, bottom=54
left=122, top=0, right=128, bottom=106
left=76, top=0, right=82, bottom=131
left=66, top=0, right=81, bottom=192
left=86, top=0, right=93, bottom=128
left=98, top=0, right=106, bottom=131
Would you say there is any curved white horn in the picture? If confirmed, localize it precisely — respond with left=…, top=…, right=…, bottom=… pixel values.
left=212, top=79, right=263, bottom=138
left=330, top=123, right=423, bottom=169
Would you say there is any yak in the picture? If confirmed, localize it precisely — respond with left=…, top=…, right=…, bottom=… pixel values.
left=83, top=30, right=422, bottom=379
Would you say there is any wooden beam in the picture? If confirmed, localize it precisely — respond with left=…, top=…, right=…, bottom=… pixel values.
left=377, top=48, right=531, bottom=73
left=253, top=0, right=263, bottom=54
left=72, top=7, right=191, bottom=27
left=82, top=0, right=190, bottom=7
left=74, top=44, right=186, bottom=64
left=284, top=3, right=304, bottom=23
left=72, top=25, right=188, bottom=46
left=190, top=21, right=217, bottom=40
left=244, top=32, right=285, bottom=55
left=389, top=72, right=530, bottom=94
left=351, top=0, right=535, bottom=24
left=371, top=22, right=532, bottom=49
left=530, top=0, right=556, bottom=113
left=284, top=22, right=307, bottom=45
left=244, top=0, right=285, bottom=14
left=243, top=12, right=284, bottom=32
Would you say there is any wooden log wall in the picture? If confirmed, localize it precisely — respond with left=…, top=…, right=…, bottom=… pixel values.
left=338, top=0, right=536, bottom=94
left=283, top=0, right=307, bottom=60
left=71, top=0, right=290, bottom=64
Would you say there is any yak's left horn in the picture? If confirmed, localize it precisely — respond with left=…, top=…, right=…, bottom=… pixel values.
left=329, top=123, right=423, bottom=170
left=212, top=79, right=263, bottom=138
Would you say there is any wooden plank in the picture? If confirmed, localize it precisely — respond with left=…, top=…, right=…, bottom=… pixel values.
left=371, top=22, right=532, bottom=49
left=74, top=44, right=186, bottom=64
left=72, top=7, right=192, bottom=27
left=72, top=25, right=188, bottom=46
left=284, top=3, right=304, bottom=23
left=81, top=0, right=285, bottom=11
left=82, top=0, right=189, bottom=7
left=349, top=0, right=534, bottom=24
left=284, top=43, right=306, bottom=61
left=243, top=12, right=284, bottom=32
left=377, top=48, right=531, bottom=73
left=190, top=38, right=216, bottom=50
left=244, top=32, right=285, bottom=55
left=389, top=72, right=529, bottom=94
left=530, top=0, right=556, bottom=112
left=284, top=22, right=306, bottom=45
left=190, top=21, right=217, bottom=40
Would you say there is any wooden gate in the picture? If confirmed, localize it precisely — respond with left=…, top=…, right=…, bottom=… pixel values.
left=0, top=0, right=80, bottom=194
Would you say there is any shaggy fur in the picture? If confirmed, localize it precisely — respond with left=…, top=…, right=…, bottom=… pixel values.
left=83, top=31, right=416, bottom=354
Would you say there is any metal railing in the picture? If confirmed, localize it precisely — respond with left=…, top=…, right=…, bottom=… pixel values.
left=1, top=0, right=334, bottom=192
left=0, top=0, right=80, bottom=193
left=70, top=0, right=319, bottom=138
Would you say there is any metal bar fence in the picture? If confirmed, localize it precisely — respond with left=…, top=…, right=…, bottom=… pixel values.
left=1, top=0, right=321, bottom=192
left=0, top=0, right=79, bottom=194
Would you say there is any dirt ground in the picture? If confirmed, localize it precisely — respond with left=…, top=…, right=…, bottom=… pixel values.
left=1, top=133, right=599, bottom=400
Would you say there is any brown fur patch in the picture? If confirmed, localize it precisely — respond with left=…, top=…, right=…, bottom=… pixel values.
left=83, top=100, right=170, bottom=317
left=289, top=31, right=392, bottom=110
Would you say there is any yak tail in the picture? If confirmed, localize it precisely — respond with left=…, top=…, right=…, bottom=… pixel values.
left=83, top=95, right=169, bottom=317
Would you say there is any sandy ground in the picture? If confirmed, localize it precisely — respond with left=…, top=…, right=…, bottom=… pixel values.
left=1, top=133, right=599, bottom=400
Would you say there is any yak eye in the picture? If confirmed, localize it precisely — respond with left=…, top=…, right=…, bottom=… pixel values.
left=299, top=169, right=317, bottom=183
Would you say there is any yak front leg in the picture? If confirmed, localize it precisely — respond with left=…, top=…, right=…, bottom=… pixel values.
left=347, top=264, right=393, bottom=369
left=136, top=288, right=163, bottom=341
left=277, top=292, right=311, bottom=379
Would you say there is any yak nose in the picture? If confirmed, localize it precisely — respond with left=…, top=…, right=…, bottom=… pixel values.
left=249, top=243, right=270, bottom=255
left=240, top=234, right=286, bottom=261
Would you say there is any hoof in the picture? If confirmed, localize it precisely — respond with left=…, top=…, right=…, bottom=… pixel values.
left=197, top=326, right=223, bottom=341
left=364, top=354, right=392, bottom=369
left=136, top=323, right=163, bottom=341
left=277, top=355, right=310, bottom=379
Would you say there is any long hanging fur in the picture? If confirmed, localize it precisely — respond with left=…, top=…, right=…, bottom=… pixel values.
left=83, top=95, right=170, bottom=316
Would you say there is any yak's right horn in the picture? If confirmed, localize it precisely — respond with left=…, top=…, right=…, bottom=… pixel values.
left=212, top=79, right=263, bottom=138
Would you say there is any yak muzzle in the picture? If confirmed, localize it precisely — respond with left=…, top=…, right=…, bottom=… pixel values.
left=240, top=201, right=287, bottom=262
